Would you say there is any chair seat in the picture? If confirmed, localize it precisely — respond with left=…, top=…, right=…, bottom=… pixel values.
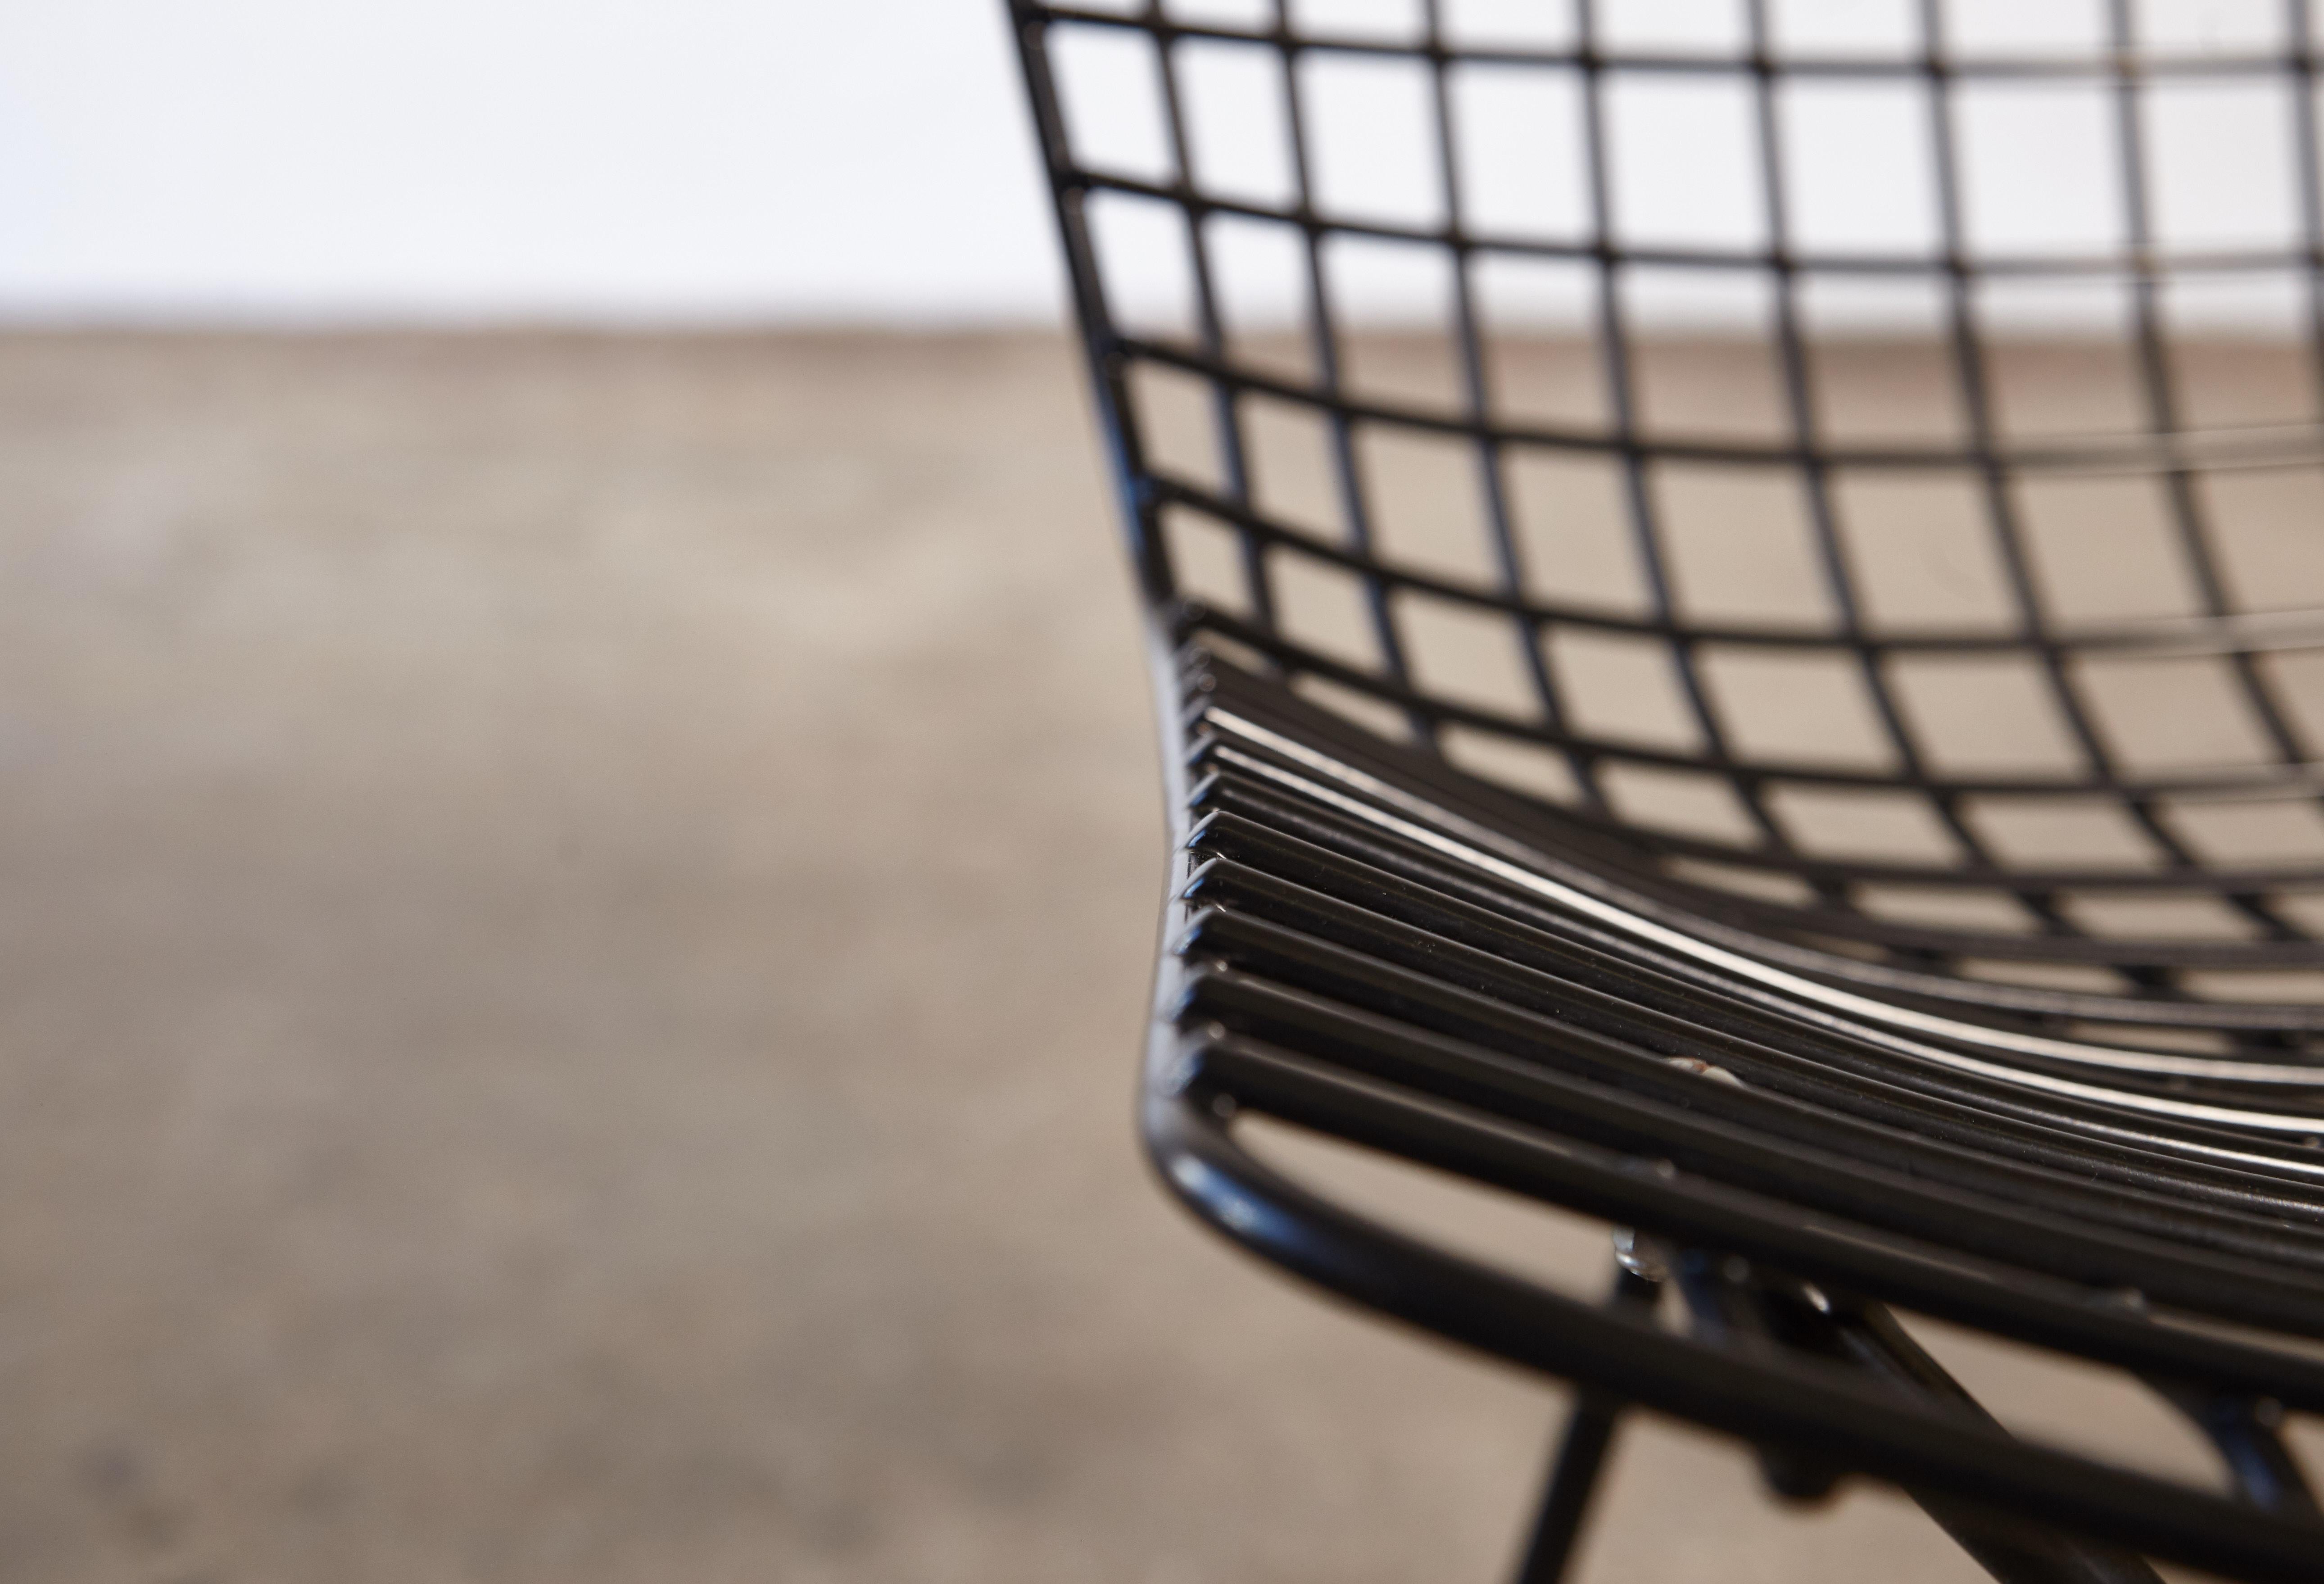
left=1147, top=641, right=2324, bottom=1581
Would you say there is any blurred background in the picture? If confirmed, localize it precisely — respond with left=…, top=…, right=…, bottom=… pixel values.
left=0, top=2, right=2307, bottom=1581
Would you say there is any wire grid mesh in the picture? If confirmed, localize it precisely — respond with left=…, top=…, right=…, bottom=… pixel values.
left=1018, top=0, right=2324, bottom=1044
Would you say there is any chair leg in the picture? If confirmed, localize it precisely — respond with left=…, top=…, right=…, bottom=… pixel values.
left=2144, top=1378, right=2319, bottom=1517
left=1509, top=1263, right=1663, bottom=1584
left=1802, top=1290, right=2165, bottom=1584
left=1660, top=1255, right=2165, bottom=1584
left=1509, top=1392, right=1624, bottom=1584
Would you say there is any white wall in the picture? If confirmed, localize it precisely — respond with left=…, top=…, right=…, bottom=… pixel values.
left=0, top=0, right=1066, bottom=323
left=0, top=0, right=2306, bottom=327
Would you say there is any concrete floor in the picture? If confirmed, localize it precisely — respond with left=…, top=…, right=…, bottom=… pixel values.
left=0, top=330, right=2197, bottom=1583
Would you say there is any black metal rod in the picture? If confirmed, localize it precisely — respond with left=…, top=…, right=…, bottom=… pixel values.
left=1509, top=1396, right=1622, bottom=1584
left=1509, top=1262, right=1662, bottom=1584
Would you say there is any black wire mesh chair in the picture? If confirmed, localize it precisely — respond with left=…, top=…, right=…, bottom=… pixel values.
left=1007, top=1, right=2324, bottom=1577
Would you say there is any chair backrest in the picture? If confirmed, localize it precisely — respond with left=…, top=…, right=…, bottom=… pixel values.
left=1011, top=0, right=2324, bottom=1054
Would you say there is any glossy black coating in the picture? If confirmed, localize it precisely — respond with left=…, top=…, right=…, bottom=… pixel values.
left=1005, top=1, right=2324, bottom=1577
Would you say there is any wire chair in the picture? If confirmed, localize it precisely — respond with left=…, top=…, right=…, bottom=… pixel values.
left=1006, top=1, right=2324, bottom=1577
